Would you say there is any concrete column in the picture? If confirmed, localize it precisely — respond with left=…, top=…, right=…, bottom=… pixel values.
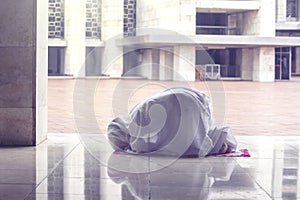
left=241, top=0, right=276, bottom=81
left=159, top=50, right=166, bottom=80
left=295, top=47, right=300, bottom=74
left=241, top=49, right=254, bottom=81
left=64, top=0, right=86, bottom=77
left=152, top=49, right=160, bottom=80
left=159, top=48, right=174, bottom=81
left=101, top=0, right=123, bottom=78
left=0, top=0, right=48, bottom=145
left=139, top=49, right=153, bottom=79
left=36, top=0, right=48, bottom=144
left=179, top=0, right=196, bottom=35
left=276, top=0, right=287, bottom=22
left=165, top=50, right=174, bottom=80
left=258, top=0, right=275, bottom=85
left=252, top=47, right=275, bottom=82
left=243, top=0, right=275, bottom=36
left=259, top=0, right=276, bottom=37
left=173, top=45, right=195, bottom=81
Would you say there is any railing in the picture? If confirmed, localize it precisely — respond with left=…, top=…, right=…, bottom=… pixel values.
left=195, top=64, right=221, bottom=80
left=220, top=65, right=240, bottom=77
left=196, top=26, right=239, bottom=35
left=195, top=65, right=240, bottom=80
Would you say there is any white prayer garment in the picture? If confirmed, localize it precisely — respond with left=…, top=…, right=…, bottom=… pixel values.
left=108, top=87, right=237, bottom=157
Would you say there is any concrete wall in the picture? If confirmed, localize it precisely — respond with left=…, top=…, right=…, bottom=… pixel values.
left=241, top=0, right=275, bottom=36
left=139, top=49, right=154, bottom=79
left=295, top=48, right=300, bottom=74
left=159, top=48, right=174, bottom=81
left=252, top=47, right=275, bottom=82
left=0, top=0, right=48, bottom=145
left=258, top=0, right=276, bottom=37
left=277, top=0, right=287, bottom=22
left=241, top=46, right=275, bottom=82
left=176, top=0, right=196, bottom=81
left=240, top=49, right=254, bottom=80
left=64, top=0, right=86, bottom=77
left=174, top=46, right=196, bottom=81
left=239, top=0, right=276, bottom=81
left=36, top=0, right=48, bottom=144
left=101, top=0, right=123, bottom=77
left=137, top=0, right=180, bottom=33
left=136, top=0, right=196, bottom=81
left=137, top=0, right=195, bottom=34
left=179, top=0, right=196, bottom=35
left=137, top=48, right=184, bottom=81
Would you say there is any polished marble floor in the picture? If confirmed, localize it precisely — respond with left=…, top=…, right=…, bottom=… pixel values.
left=5, top=78, right=296, bottom=199
left=1, top=134, right=300, bottom=200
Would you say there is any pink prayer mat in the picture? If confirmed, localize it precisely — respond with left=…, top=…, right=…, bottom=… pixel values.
left=213, top=149, right=250, bottom=157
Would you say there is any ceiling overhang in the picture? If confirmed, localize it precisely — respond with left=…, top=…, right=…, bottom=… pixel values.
left=117, top=34, right=300, bottom=49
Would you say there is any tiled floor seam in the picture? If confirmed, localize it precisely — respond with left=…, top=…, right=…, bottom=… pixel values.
left=23, top=141, right=82, bottom=200
left=253, top=175, right=274, bottom=200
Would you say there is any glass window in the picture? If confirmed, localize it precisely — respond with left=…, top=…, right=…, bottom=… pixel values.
left=196, top=13, right=229, bottom=35
left=48, top=0, right=64, bottom=39
left=123, top=0, right=136, bottom=37
left=287, top=0, right=298, bottom=18
left=86, top=0, right=101, bottom=39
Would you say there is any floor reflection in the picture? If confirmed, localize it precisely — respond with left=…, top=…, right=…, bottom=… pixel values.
left=3, top=135, right=300, bottom=199
left=107, top=152, right=236, bottom=200
left=272, top=146, right=299, bottom=199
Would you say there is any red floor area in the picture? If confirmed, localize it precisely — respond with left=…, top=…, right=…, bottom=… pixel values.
left=48, top=77, right=300, bottom=135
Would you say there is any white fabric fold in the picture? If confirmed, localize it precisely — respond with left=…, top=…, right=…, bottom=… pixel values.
left=108, top=87, right=237, bottom=157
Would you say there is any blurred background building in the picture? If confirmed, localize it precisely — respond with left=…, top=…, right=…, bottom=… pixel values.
left=48, top=0, right=300, bottom=81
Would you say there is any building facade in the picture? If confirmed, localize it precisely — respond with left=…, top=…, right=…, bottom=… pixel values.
left=48, top=0, right=300, bottom=81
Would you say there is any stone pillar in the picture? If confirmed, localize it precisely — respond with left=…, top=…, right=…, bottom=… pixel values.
left=101, top=0, right=123, bottom=77
left=179, top=0, right=196, bottom=35
left=159, top=48, right=174, bottom=81
left=0, top=0, right=48, bottom=145
left=276, top=0, right=287, bottom=22
left=243, top=0, right=275, bottom=36
left=164, top=50, right=174, bottom=80
left=139, top=49, right=153, bottom=79
left=252, top=47, right=275, bottom=82
left=240, top=49, right=254, bottom=81
left=64, top=0, right=86, bottom=77
left=295, top=47, right=300, bottom=74
left=259, top=0, right=276, bottom=37
left=173, top=46, right=195, bottom=81
left=241, top=0, right=276, bottom=81
left=159, top=50, right=166, bottom=80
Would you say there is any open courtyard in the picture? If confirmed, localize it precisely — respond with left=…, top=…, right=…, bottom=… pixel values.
left=48, top=78, right=300, bottom=136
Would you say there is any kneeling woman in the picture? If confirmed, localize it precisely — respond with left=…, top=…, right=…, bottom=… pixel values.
left=108, top=87, right=237, bottom=157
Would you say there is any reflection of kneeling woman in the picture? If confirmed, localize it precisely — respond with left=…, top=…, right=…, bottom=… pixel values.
left=108, top=87, right=237, bottom=157
left=107, top=152, right=237, bottom=200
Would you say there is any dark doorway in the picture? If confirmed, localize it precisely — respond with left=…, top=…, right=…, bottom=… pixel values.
left=86, top=47, right=102, bottom=76
left=275, top=47, right=291, bottom=80
left=48, top=47, right=65, bottom=75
